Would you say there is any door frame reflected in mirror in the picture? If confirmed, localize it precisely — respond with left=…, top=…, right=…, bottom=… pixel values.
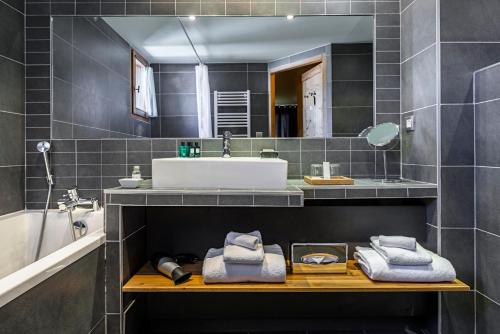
left=268, top=54, right=328, bottom=138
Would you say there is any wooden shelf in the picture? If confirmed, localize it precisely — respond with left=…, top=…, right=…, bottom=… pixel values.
left=123, top=261, right=469, bottom=293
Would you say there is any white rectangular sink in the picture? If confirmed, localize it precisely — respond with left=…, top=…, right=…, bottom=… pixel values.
left=152, top=157, right=288, bottom=190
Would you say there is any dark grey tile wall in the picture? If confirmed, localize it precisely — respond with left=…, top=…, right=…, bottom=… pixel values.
left=24, top=137, right=399, bottom=209
left=400, top=0, right=438, bottom=184
left=22, top=3, right=403, bottom=334
left=105, top=206, right=147, bottom=333
left=0, top=245, right=104, bottom=334
left=24, top=0, right=402, bottom=211
left=0, top=0, right=24, bottom=216
left=151, top=63, right=268, bottom=138
left=331, top=43, right=375, bottom=137
left=51, top=17, right=150, bottom=139
left=474, top=61, right=500, bottom=334
left=441, top=1, right=500, bottom=333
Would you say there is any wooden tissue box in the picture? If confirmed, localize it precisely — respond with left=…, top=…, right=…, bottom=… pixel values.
left=291, top=243, right=348, bottom=274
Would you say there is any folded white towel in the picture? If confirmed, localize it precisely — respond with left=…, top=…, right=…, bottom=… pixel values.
left=225, top=231, right=262, bottom=250
left=370, top=237, right=432, bottom=266
left=354, top=247, right=456, bottom=282
left=223, top=243, right=265, bottom=264
left=203, top=244, right=286, bottom=283
left=379, top=235, right=416, bottom=251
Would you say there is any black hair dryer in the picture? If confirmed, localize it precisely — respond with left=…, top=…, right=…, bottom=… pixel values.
left=152, top=254, right=192, bottom=285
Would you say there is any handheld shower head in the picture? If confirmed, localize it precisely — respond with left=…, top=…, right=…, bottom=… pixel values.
left=37, top=141, right=54, bottom=186
left=37, top=141, right=51, bottom=153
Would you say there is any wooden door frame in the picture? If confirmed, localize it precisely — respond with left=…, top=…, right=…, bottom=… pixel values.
left=268, top=54, right=327, bottom=137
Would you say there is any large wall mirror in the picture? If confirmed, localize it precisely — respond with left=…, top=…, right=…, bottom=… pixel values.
left=51, top=16, right=374, bottom=139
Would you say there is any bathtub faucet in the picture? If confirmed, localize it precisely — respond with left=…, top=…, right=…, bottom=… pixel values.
left=57, top=188, right=100, bottom=212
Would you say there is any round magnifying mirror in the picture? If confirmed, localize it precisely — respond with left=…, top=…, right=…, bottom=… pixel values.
left=365, top=122, right=399, bottom=147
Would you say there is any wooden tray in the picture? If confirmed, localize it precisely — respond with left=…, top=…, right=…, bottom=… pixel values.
left=304, top=176, right=354, bottom=185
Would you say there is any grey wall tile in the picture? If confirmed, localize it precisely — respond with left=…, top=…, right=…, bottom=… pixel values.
left=147, top=194, right=183, bottom=206
left=476, top=99, right=500, bottom=167
left=441, top=292, right=475, bottom=334
left=441, top=228, right=475, bottom=286
left=346, top=188, right=377, bottom=198
left=109, top=194, right=146, bottom=205
left=402, top=164, right=437, bottom=184
left=401, top=105, right=437, bottom=166
left=476, top=293, right=500, bottom=334
left=253, top=195, right=289, bottom=206
left=401, top=45, right=437, bottom=112
left=0, top=112, right=24, bottom=166
left=441, top=167, right=474, bottom=228
left=0, top=166, right=24, bottom=216
left=105, top=242, right=121, bottom=314
left=441, top=0, right=500, bottom=42
left=441, top=43, right=500, bottom=104
left=475, top=63, right=500, bottom=103
left=0, top=3, right=24, bottom=63
left=218, top=195, right=253, bottom=206
left=401, top=0, right=436, bottom=61
left=477, top=230, right=500, bottom=303
left=105, top=204, right=121, bottom=241
left=183, top=194, right=218, bottom=206
left=476, top=167, right=500, bottom=235
left=0, top=58, right=24, bottom=116
left=440, top=104, right=474, bottom=166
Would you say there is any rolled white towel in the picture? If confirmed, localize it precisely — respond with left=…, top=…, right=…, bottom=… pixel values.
left=370, top=237, right=432, bottom=266
left=225, top=231, right=262, bottom=250
left=379, top=235, right=416, bottom=251
left=203, top=244, right=286, bottom=283
left=354, top=246, right=456, bottom=282
left=223, top=243, right=265, bottom=264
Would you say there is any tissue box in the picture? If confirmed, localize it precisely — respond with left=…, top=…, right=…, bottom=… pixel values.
left=291, top=243, right=348, bottom=274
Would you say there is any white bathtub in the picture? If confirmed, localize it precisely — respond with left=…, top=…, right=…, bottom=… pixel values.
left=0, top=208, right=105, bottom=308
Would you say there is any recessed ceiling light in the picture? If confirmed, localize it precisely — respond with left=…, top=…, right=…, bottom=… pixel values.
left=188, top=15, right=196, bottom=21
left=286, top=15, right=294, bottom=20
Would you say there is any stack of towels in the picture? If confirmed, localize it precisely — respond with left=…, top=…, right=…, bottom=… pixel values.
left=354, top=235, right=456, bottom=282
left=203, top=231, right=286, bottom=283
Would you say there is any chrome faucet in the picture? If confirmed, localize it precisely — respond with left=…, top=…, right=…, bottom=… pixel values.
left=57, top=187, right=99, bottom=241
left=58, top=187, right=100, bottom=212
left=222, top=131, right=232, bottom=158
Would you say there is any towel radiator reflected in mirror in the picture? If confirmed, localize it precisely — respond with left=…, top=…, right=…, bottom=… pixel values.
left=214, top=90, right=251, bottom=138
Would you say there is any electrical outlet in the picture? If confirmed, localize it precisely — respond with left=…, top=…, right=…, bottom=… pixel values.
left=405, top=115, right=415, bottom=132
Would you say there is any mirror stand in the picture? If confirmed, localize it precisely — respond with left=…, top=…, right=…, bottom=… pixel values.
left=380, top=149, right=402, bottom=183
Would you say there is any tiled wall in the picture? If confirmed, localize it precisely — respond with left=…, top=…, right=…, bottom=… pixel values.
left=151, top=63, right=268, bottom=137
left=25, top=137, right=399, bottom=209
left=474, top=62, right=500, bottom=333
left=439, top=1, right=500, bottom=333
left=400, top=0, right=438, bottom=184
left=52, top=17, right=150, bottom=139
left=0, top=0, right=24, bottom=216
left=24, top=0, right=402, bottom=208
left=331, top=43, right=374, bottom=136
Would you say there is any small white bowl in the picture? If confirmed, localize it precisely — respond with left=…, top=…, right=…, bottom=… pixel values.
left=119, top=178, right=143, bottom=189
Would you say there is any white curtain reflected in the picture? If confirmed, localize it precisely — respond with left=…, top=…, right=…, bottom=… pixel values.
left=145, top=66, right=158, bottom=118
left=195, top=64, right=213, bottom=138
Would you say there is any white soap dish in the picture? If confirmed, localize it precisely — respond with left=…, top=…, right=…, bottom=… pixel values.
left=119, top=178, right=143, bottom=189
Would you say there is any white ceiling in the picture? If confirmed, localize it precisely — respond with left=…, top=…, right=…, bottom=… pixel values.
left=104, top=16, right=373, bottom=64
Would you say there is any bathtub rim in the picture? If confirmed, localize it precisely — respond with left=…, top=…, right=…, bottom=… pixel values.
left=0, top=210, right=105, bottom=308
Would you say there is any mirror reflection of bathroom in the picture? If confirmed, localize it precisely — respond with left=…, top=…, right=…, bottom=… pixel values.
left=51, top=16, right=374, bottom=139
